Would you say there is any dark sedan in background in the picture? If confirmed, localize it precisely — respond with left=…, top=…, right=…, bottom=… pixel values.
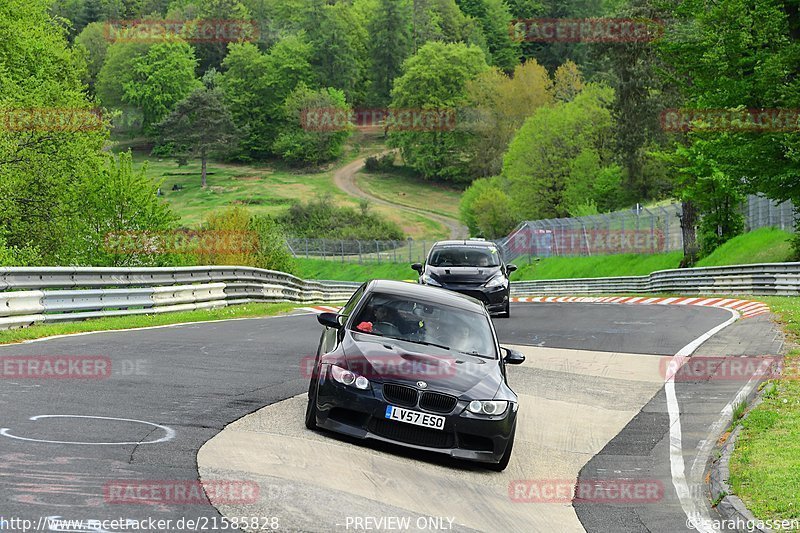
left=304, top=280, right=525, bottom=471
left=412, top=239, right=517, bottom=318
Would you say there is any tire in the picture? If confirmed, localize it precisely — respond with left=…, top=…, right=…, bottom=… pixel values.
left=304, top=377, right=319, bottom=430
left=488, top=427, right=515, bottom=472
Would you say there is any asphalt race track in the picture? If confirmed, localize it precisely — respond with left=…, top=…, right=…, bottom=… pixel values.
left=0, top=303, right=783, bottom=532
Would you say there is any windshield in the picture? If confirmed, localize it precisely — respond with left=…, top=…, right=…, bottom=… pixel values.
left=428, top=246, right=501, bottom=268
left=350, top=292, right=497, bottom=358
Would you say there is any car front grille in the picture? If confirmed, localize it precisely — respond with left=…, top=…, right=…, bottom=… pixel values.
left=382, top=383, right=418, bottom=407
left=368, top=418, right=454, bottom=449
left=419, top=391, right=458, bottom=413
left=456, top=289, right=489, bottom=303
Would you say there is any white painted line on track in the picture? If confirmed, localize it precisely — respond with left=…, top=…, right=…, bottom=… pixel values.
left=0, top=415, right=176, bottom=445
left=665, top=308, right=739, bottom=533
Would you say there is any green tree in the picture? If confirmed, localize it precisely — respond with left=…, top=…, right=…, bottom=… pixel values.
left=460, top=176, right=517, bottom=237
left=502, top=84, right=619, bottom=219
left=78, top=151, right=178, bottom=266
left=194, top=0, right=254, bottom=71
left=74, top=21, right=110, bottom=91
left=301, top=3, right=368, bottom=105
left=656, top=0, right=800, bottom=258
left=366, top=0, right=413, bottom=106
left=272, top=84, right=352, bottom=166
left=156, top=86, right=239, bottom=188
left=388, top=41, right=489, bottom=182
left=220, top=35, right=314, bottom=159
left=464, top=59, right=553, bottom=177
left=122, top=40, right=202, bottom=133
left=96, top=40, right=150, bottom=110
left=0, top=0, right=108, bottom=263
left=456, top=0, right=520, bottom=71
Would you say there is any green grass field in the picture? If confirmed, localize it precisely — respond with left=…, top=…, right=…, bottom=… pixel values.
left=729, top=296, right=800, bottom=521
left=128, top=147, right=449, bottom=240
left=293, top=228, right=794, bottom=281
left=356, top=169, right=464, bottom=220
left=0, top=303, right=295, bottom=345
left=294, top=258, right=414, bottom=282
left=695, top=227, right=795, bottom=267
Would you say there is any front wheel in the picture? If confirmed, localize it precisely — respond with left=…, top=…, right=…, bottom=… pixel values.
left=304, top=377, right=319, bottom=430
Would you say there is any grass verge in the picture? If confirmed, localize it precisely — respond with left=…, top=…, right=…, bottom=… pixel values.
left=291, top=229, right=794, bottom=282
left=0, top=303, right=296, bottom=345
left=728, top=296, right=800, bottom=522
left=293, top=258, right=413, bottom=282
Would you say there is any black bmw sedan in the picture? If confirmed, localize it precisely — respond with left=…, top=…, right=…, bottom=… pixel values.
left=412, top=240, right=517, bottom=318
left=304, top=280, right=525, bottom=471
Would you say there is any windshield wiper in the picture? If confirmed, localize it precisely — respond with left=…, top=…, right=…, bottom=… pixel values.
left=378, top=335, right=450, bottom=351
left=456, top=349, right=493, bottom=359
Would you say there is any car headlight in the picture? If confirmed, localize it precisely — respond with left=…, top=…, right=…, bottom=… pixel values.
left=421, top=274, right=442, bottom=287
left=484, top=274, right=507, bottom=288
left=467, top=400, right=508, bottom=415
left=329, top=364, right=370, bottom=390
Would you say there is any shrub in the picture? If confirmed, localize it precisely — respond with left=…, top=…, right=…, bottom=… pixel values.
left=280, top=196, right=404, bottom=240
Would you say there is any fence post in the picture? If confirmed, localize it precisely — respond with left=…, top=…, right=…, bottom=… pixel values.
left=408, top=238, right=412, bottom=264
left=341, top=240, right=345, bottom=263
left=358, top=241, right=362, bottom=264
left=393, top=241, right=397, bottom=263
left=376, top=241, right=381, bottom=264
left=305, top=238, right=309, bottom=259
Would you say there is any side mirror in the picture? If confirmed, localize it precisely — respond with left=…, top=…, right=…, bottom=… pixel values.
left=506, top=264, right=518, bottom=274
left=502, top=347, right=525, bottom=365
left=317, top=312, right=343, bottom=329
left=411, top=263, right=423, bottom=274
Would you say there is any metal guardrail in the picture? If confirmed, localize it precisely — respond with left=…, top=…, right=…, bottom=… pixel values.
left=0, top=262, right=797, bottom=330
left=0, top=267, right=361, bottom=330
left=511, top=262, right=800, bottom=297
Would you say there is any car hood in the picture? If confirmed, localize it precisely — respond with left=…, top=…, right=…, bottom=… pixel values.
left=425, top=265, right=501, bottom=284
left=334, top=333, right=503, bottom=399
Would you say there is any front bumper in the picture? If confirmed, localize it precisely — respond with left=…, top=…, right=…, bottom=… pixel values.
left=432, top=283, right=509, bottom=314
left=313, top=370, right=517, bottom=464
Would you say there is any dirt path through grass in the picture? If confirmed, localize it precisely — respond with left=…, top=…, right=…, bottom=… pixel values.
left=333, top=154, right=468, bottom=239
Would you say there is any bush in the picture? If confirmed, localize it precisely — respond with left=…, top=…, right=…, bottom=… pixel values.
left=364, top=153, right=396, bottom=172
left=790, top=230, right=800, bottom=261
left=460, top=176, right=517, bottom=238
left=200, top=206, right=295, bottom=272
left=280, top=196, right=404, bottom=240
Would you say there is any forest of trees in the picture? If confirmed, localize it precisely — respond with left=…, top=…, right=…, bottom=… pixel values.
left=1, top=0, right=799, bottom=267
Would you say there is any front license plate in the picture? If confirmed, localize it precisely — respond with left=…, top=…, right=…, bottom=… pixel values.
left=385, top=405, right=445, bottom=430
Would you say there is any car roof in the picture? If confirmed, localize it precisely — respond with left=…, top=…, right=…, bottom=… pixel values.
left=430, top=239, right=497, bottom=247
left=366, top=280, right=488, bottom=315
